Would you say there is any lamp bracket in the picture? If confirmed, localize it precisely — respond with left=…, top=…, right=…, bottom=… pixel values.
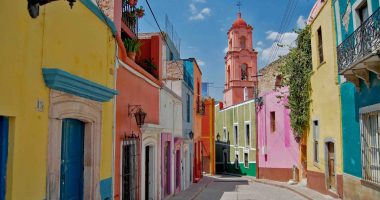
left=128, top=104, right=142, bottom=117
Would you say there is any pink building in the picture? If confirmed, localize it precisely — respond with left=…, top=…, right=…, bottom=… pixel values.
left=257, top=60, right=299, bottom=182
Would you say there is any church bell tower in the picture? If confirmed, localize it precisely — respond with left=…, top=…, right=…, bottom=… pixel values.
left=223, top=12, right=258, bottom=107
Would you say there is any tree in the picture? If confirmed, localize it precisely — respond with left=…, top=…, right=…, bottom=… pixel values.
left=278, top=26, right=312, bottom=141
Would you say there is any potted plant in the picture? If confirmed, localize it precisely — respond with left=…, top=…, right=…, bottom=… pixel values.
left=123, top=38, right=142, bottom=61
left=135, top=6, right=145, bottom=18
left=127, top=11, right=137, bottom=26
left=143, top=58, right=157, bottom=74
left=128, top=0, right=138, bottom=7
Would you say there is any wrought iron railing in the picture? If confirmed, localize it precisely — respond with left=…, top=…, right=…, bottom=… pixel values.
left=196, top=99, right=205, bottom=115
left=121, top=0, right=138, bottom=35
left=337, top=7, right=380, bottom=73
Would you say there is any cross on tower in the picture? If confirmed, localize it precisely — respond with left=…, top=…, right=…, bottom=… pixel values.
left=237, top=1, right=242, bottom=12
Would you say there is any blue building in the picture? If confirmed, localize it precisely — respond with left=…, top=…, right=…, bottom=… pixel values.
left=333, top=0, right=380, bottom=199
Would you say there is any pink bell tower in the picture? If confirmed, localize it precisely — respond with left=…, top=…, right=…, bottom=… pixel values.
left=223, top=12, right=258, bottom=107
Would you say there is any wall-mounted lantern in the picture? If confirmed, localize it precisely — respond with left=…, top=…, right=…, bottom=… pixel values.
left=128, top=104, right=147, bottom=128
left=28, top=0, right=77, bottom=18
left=188, top=131, right=194, bottom=140
left=216, top=132, right=220, bottom=142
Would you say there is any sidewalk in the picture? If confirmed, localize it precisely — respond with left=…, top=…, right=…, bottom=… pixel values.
left=248, top=177, right=340, bottom=200
left=169, top=176, right=214, bottom=200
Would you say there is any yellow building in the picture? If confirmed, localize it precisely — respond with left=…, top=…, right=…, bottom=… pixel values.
left=307, top=0, right=343, bottom=198
left=0, top=1, right=117, bottom=199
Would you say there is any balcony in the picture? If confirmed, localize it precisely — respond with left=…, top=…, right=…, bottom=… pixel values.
left=337, top=7, right=380, bottom=88
left=196, top=99, right=205, bottom=115
left=121, top=0, right=138, bottom=36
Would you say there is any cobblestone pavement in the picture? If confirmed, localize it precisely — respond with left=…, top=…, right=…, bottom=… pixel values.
left=170, top=175, right=336, bottom=200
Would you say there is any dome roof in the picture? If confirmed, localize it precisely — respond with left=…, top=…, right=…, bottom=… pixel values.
left=232, top=13, right=248, bottom=28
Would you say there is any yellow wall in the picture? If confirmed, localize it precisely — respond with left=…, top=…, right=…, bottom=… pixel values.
left=308, top=0, right=343, bottom=175
left=0, top=1, right=115, bottom=199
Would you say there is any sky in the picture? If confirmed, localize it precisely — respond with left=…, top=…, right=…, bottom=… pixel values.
left=138, top=0, right=316, bottom=101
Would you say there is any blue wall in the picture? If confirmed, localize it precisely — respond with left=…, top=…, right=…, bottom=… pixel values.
left=333, top=0, right=380, bottom=44
left=341, top=72, right=380, bottom=178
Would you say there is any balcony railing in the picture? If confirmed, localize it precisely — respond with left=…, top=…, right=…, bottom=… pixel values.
left=337, top=7, right=380, bottom=73
left=196, top=99, right=205, bottom=115
left=121, top=0, right=138, bottom=35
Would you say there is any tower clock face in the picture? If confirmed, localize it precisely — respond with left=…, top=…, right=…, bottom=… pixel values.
left=28, top=3, right=39, bottom=18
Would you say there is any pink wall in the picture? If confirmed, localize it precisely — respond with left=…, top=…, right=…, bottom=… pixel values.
left=257, top=87, right=299, bottom=168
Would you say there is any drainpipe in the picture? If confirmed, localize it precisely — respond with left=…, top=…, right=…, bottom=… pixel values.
left=112, top=39, right=119, bottom=199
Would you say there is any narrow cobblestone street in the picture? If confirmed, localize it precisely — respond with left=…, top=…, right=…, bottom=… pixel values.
left=170, top=175, right=337, bottom=200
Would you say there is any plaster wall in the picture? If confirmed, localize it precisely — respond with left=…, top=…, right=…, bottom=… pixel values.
left=0, top=1, right=115, bottom=199
left=257, top=89, right=299, bottom=169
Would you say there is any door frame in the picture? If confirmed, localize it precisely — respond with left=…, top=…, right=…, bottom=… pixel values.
left=324, top=138, right=337, bottom=192
left=46, top=90, right=102, bottom=200
left=141, top=136, right=157, bottom=200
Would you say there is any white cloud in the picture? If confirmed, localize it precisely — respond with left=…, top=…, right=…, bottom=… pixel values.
left=224, top=46, right=228, bottom=53
left=257, top=41, right=264, bottom=46
left=197, top=60, right=206, bottom=66
left=189, top=4, right=211, bottom=21
left=194, top=0, right=206, bottom=3
left=297, top=15, right=307, bottom=29
left=260, top=31, right=298, bottom=64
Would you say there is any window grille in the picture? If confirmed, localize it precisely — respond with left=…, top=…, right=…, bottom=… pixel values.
left=244, top=153, right=249, bottom=168
left=245, top=123, right=250, bottom=147
left=361, top=111, right=380, bottom=184
left=121, top=139, right=139, bottom=200
left=234, top=125, right=238, bottom=146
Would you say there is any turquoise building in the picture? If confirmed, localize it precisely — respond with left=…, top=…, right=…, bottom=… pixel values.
left=333, top=0, right=380, bottom=199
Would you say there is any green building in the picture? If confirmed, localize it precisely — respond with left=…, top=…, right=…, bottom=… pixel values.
left=215, top=100, right=256, bottom=176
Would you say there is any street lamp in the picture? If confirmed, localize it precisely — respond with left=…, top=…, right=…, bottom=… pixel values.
left=128, top=104, right=147, bottom=128
left=216, top=132, right=220, bottom=142
left=189, top=131, right=194, bottom=140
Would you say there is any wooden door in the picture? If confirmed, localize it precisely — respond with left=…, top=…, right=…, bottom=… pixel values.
left=0, top=117, right=9, bottom=200
left=60, top=119, right=85, bottom=200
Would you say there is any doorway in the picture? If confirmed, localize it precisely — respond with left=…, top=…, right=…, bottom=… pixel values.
left=145, top=146, right=154, bottom=200
left=223, top=150, right=228, bottom=172
left=326, top=142, right=336, bottom=190
left=0, top=117, right=9, bottom=200
left=175, top=149, right=181, bottom=192
left=60, top=119, right=85, bottom=200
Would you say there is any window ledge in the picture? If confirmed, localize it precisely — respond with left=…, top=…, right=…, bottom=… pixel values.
left=317, top=61, right=326, bottom=69
left=313, top=161, right=320, bottom=168
left=361, top=179, right=380, bottom=190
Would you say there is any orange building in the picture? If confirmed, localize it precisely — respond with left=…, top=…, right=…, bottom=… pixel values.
left=200, top=98, right=216, bottom=175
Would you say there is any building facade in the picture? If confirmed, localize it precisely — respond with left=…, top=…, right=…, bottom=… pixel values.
left=257, top=60, right=300, bottom=182
left=200, top=98, right=216, bottom=175
left=0, top=1, right=118, bottom=199
left=333, top=0, right=380, bottom=199
left=307, top=0, right=344, bottom=198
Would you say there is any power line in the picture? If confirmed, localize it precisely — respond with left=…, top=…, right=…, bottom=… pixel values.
left=144, top=0, right=184, bottom=76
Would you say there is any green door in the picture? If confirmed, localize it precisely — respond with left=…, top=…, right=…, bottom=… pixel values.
left=60, top=119, right=85, bottom=200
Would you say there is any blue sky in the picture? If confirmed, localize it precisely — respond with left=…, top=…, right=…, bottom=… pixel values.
left=138, top=0, right=316, bottom=100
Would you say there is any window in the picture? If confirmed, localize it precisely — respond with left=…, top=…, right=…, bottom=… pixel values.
left=121, top=140, right=138, bottom=200
left=245, top=123, right=250, bottom=147
left=241, top=64, right=248, bottom=80
left=234, top=125, right=238, bottom=146
left=186, top=94, right=190, bottom=122
left=223, top=128, right=227, bottom=141
left=313, top=120, right=319, bottom=163
left=317, top=27, right=324, bottom=64
left=357, top=1, right=369, bottom=25
left=244, top=153, right=249, bottom=168
left=270, top=112, right=276, bottom=132
left=229, top=39, right=232, bottom=50
left=240, top=37, right=246, bottom=49
left=234, top=154, right=240, bottom=169
left=361, top=110, right=380, bottom=184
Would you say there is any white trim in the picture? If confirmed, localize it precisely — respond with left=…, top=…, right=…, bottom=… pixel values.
left=117, top=58, right=161, bottom=89
left=218, top=99, right=256, bottom=112
left=233, top=123, right=239, bottom=146
left=352, top=0, right=373, bottom=30
left=244, top=121, right=251, bottom=148
left=359, top=103, right=380, bottom=113
left=335, top=0, right=343, bottom=44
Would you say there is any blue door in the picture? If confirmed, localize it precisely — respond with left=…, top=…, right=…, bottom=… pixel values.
left=60, top=119, right=85, bottom=200
left=0, top=117, right=9, bottom=200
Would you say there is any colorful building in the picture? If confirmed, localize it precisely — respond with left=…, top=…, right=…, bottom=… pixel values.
left=307, top=0, right=344, bottom=197
left=166, top=59, right=195, bottom=192
left=200, top=98, right=216, bottom=175
left=257, top=59, right=300, bottom=182
left=215, top=11, right=258, bottom=177
left=193, top=59, right=204, bottom=183
left=0, top=0, right=118, bottom=199
left=333, top=0, right=380, bottom=199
